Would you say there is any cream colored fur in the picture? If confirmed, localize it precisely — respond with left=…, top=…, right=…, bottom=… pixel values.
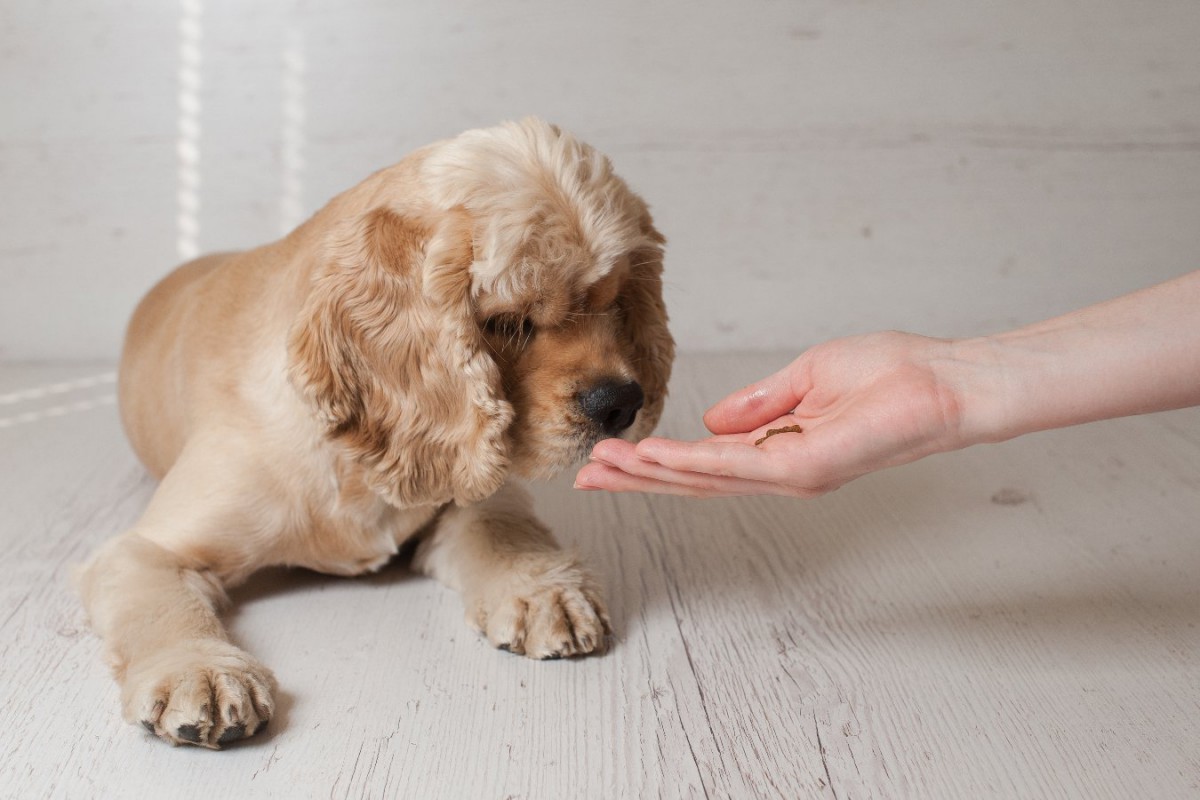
left=77, top=119, right=673, bottom=749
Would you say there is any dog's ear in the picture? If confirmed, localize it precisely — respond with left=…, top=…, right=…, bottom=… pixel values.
left=622, top=216, right=675, bottom=436
left=289, top=206, right=512, bottom=507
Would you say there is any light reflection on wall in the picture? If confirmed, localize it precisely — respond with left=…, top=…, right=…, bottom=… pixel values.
left=176, top=0, right=203, bottom=261
left=280, top=23, right=306, bottom=235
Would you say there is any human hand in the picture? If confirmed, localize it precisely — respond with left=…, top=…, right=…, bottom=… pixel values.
left=575, top=332, right=970, bottom=497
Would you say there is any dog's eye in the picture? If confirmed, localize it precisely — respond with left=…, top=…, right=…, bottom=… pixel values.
left=483, top=315, right=534, bottom=340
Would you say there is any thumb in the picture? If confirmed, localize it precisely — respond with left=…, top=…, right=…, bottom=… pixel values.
left=703, top=358, right=808, bottom=435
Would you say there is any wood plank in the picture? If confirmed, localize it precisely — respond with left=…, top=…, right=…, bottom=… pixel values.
left=1, top=356, right=1198, bottom=798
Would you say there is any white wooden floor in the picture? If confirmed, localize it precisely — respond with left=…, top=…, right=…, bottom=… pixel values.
left=2, top=354, right=1199, bottom=799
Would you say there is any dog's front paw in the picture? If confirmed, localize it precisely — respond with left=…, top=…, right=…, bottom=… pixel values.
left=121, top=639, right=276, bottom=749
left=468, top=560, right=612, bottom=659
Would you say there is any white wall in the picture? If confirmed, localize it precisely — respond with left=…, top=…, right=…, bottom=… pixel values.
left=2, top=0, right=1198, bottom=359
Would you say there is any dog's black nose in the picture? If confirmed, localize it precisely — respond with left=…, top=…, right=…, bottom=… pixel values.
left=579, top=380, right=644, bottom=436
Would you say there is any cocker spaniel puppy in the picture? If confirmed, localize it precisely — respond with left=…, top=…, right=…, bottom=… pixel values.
left=78, top=119, right=673, bottom=748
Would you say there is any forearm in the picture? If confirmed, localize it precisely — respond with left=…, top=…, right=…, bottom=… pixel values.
left=950, top=270, right=1200, bottom=446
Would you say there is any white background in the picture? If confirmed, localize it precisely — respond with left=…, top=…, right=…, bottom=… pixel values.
left=2, top=0, right=1198, bottom=360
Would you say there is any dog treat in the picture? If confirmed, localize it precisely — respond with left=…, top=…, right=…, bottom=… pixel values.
left=754, top=425, right=804, bottom=446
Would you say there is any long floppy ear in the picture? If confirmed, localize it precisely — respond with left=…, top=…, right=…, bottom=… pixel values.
left=288, top=206, right=513, bottom=507
left=622, top=216, right=675, bottom=436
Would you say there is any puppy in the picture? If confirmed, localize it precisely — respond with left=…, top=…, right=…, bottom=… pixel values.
left=78, top=119, right=673, bottom=748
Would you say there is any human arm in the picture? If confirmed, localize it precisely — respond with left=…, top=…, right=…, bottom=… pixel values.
left=574, top=269, right=1200, bottom=497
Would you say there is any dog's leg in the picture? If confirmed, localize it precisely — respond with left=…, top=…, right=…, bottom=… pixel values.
left=413, top=483, right=611, bottom=659
left=77, top=453, right=275, bottom=748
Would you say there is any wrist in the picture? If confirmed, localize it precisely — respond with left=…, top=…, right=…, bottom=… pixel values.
left=940, top=335, right=1024, bottom=449
left=946, top=325, right=1126, bottom=447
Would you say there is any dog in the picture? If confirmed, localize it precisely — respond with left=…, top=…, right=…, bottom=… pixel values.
left=78, top=118, right=674, bottom=748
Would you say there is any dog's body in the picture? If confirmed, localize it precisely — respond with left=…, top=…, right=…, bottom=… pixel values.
left=79, top=120, right=673, bottom=748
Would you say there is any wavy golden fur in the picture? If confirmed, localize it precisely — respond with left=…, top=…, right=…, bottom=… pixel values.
left=77, top=119, right=673, bottom=749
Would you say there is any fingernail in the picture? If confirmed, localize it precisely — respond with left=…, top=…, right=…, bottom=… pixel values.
left=573, top=481, right=597, bottom=491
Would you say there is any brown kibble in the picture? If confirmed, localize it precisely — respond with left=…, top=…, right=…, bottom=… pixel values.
left=754, top=425, right=804, bottom=446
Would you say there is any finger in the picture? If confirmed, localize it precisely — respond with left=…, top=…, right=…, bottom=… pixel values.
left=575, top=463, right=728, bottom=496
left=703, top=358, right=809, bottom=435
left=575, top=462, right=799, bottom=498
left=587, top=440, right=818, bottom=497
left=634, top=436, right=801, bottom=485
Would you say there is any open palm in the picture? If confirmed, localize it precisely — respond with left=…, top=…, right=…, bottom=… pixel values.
left=577, top=332, right=966, bottom=497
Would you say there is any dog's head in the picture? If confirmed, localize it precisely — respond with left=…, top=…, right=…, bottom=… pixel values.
left=289, top=119, right=673, bottom=508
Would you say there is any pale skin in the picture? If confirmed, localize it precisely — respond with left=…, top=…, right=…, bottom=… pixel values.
left=575, top=269, right=1200, bottom=498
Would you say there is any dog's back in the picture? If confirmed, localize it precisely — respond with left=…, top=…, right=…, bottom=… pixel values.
left=118, top=242, right=306, bottom=478
left=119, top=253, right=235, bottom=477
left=117, top=169, right=404, bottom=479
